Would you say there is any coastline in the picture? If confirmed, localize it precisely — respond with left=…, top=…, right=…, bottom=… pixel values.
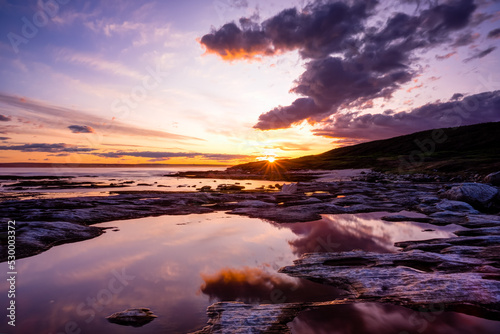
left=1, top=169, right=499, bottom=332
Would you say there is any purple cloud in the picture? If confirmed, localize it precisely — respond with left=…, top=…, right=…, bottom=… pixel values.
left=0, top=143, right=97, bottom=152
left=68, top=125, right=95, bottom=133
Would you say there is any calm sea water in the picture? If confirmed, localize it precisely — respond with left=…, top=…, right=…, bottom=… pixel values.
left=0, top=167, right=281, bottom=197
left=1, top=212, right=498, bottom=334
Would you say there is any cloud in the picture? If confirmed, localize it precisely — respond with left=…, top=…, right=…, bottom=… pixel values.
left=93, top=151, right=250, bottom=161
left=203, top=0, right=480, bottom=130
left=274, top=142, right=312, bottom=152
left=254, top=98, right=329, bottom=130
left=229, top=0, right=249, bottom=9
left=0, top=92, right=202, bottom=142
left=435, top=51, right=457, bottom=60
left=68, top=125, right=95, bottom=133
left=0, top=115, right=11, bottom=121
left=463, top=46, right=497, bottom=62
left=200, top=1, right=376, bottom=61
left=313, top=90, right=500, bottom=141
left=54, top=48, right=143, bottom=79
left=254, top=56, right=413, bottom=129
left=0, top=143, right=97, bottom=153
left=451, top=32, right=479, bottom=46
left=0, top=137, right=10, bottom=140
left=487, top=28, right=500, bottom=39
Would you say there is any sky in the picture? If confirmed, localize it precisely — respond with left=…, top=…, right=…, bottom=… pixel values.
left=0, top=0, right=499, bottom=165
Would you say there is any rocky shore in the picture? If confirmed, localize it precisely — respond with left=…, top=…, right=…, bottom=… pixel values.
left=1, top=170, right=499, bottom=332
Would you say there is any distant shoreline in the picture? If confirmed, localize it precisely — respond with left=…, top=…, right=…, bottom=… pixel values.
left=0, top=163, right=230, bottom=168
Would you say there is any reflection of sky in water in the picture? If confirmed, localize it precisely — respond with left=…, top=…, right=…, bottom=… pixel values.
left=0, top=212, right=497, bottom=333
left=289, top=303, right=500, bottom=334
left=283, top=212, right=461, bottom=255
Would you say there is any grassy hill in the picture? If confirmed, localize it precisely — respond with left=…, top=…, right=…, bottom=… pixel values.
left=230, top=122, right=500, bottom=175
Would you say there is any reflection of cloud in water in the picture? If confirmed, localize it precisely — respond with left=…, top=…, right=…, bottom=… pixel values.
left=282, top=213, right=456, bottom=256
left=289, top=303, right=500, bottom=334
left=200, top=267, right=342, bottom=304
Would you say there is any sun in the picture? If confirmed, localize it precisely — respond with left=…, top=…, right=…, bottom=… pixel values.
left=267, top=156, right=275, bottom=163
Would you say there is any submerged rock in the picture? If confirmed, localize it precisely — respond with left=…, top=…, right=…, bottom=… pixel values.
left=106, top=308, right=157, bottom=327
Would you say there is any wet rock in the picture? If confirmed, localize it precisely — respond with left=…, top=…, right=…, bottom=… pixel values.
left=0, top=178, right=490, bottom=260
left=281, top=197, right=323, bottom=207
left=191, top=302, right=304, bottom=334
left=395, top=235, right=500, bottom=252
left=235, top=200, right=274, bottom=208
left=444, top=183, right=498, bottom=211
left=279, top=250, right=500, bottom=317
left=198, top=186, right=212, bottom=192
left=216, top=184, right=245, bottom=191
left=462, top=214, right=500, bottom=228
left=381, top=214, right=431, bottom=223
left=484, top=172, right=500, bottom=186
left=0, top=221, right=103, bottom=261
left=280, top=183, right=298, bottom=194
left=435, top=199, right=479, bottom=214
left=106, top=308, right=157, bottom=327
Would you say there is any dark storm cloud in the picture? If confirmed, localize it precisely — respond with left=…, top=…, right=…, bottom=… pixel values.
left=202, top=0, right=476, bottom=62
left=0, top=115, right=11, bottom=121
left=0, top=143, right=97, bottom=152
left=463, top=46, right=496, bottom=62
left=199, top=22, right=272, bottom=60
left=313, top=90, right=500, bottom=141
left=254, top=98, right=328, bottom=130
left=200, top=0, right=377, bottom=60
left=254, top=55, right=414, bottom=129
left=68, top=125, right=95, bottom=133
left=487, top=27, right=500, bottom=39
left=202, top=0, right=478, bottom=130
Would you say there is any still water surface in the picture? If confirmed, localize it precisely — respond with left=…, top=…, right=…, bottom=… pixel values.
left=1, top=212, right=498, bottom=333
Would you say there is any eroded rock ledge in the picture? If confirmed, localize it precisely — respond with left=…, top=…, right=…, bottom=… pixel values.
left=1, top=178, right=499, bottom=261
left=192, top=210, right=500, bottom=333
left=192, top=302, right=306, bottom=334
left=279, top=250, right=500, bottom=318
